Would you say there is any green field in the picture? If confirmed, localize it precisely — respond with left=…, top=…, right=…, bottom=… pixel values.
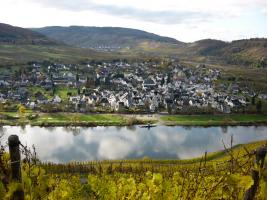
left=161, top=114, right=267, bottom=125
left=54, top=86, right=78, bottom=101
left=1, top=112, right=267, bottom=126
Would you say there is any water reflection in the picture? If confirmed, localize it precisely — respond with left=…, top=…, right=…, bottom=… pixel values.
left=221, top=126, right=228, bottom=134
left=0, top=126, right=6, bottom=137
left=0, top=125, right=267, bottom=163
left=62, top=127, right=81, bottom=136
left=126, top=126, right=137, bottom=131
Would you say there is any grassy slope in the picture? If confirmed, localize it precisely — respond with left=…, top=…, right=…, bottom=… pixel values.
left=0, top=44, right=158, bottom=66
left=0, top=44, right=116, bottom=66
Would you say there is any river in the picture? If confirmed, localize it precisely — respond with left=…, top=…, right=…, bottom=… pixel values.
left=0, top=125, right=267, bottom=163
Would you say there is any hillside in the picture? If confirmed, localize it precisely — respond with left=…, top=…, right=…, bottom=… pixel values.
left=32, top=26, right=185, bottom=51
left=0, top=45, right=117, bottom=66
left=0, top=23, right=55, bottom=45
left=33, top=25, right=267, bottom=66
left=0, top=23, right=117, bottom=65
left=179, top=38, right=267, bottom=66
left=0, top=23, right=266, bottom=67
left=219, top=38, right=267, bottom=66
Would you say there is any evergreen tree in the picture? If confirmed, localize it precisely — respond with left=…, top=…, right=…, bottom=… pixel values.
left=76, top=73, right=79, bottom=82
left=251, top=96, right=256, bottom=105
left=256, top=100, right=262, bottom=113
left=167, top=73, right=171, bottom=84
left=161, top=78, right=165, bottom=86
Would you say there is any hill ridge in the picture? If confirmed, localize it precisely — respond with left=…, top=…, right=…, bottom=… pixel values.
left=0, top=23, right=56, bottom=45
left=32, top=26, right=185, bottom=50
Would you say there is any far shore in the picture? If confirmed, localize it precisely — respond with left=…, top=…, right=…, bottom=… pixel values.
left=1, top=112, right=267, bottom=127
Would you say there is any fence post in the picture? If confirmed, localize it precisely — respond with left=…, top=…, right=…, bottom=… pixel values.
left=8, top=135, right=24, bottom=200
left=255, top=146, right=267, bottom=168
left=244, top=146, right=267, bottom=200
left=244, top=170, right=259, bottom=200
left=8, top=135, right=21, bottom=181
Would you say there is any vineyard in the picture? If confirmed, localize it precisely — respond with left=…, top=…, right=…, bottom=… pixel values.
left=1, top=135, right=267, bottom=199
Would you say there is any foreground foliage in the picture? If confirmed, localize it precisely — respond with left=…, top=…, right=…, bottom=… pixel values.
left=1, top=138, right=267, bottom=199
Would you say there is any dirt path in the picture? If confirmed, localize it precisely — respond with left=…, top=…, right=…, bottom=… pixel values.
left=123, top=114, right=164, bottom=125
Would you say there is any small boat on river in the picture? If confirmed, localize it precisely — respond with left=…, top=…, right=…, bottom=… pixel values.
left=139, top=123, right=157, bottom=129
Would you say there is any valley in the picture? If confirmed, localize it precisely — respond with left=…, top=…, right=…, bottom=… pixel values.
left=1, top=21, right=267, bottom=200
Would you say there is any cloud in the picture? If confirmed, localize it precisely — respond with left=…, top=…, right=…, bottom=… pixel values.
left=98, top=138, right=134, bottom=159
left=28, top=0, right=218, bottom=25
left=233, top=0, right=267, bottom=14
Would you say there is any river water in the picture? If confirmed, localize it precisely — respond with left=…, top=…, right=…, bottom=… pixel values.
left=0, top=125, right=266, bottom=163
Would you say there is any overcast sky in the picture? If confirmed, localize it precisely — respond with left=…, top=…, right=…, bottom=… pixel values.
left=1, top=0, right=267, bottom=42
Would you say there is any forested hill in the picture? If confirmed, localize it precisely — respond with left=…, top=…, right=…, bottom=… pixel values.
left=0, top=23, right=56, bottom=45
left=0, top=22, right=267, bottom=67
left=181, top=38, right=267, bottom=66
left=32, top=26, right=185, bottom=49
left=33, top=25, right=267, bottom=66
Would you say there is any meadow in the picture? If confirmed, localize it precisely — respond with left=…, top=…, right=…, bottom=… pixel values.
left=161, top=114, right=267, bottom=126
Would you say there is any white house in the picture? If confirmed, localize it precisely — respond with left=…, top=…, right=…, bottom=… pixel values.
left=53, top=95, right=62, bottom=104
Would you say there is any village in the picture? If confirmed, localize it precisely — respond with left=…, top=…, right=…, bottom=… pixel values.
left=0, top=60, right=265, bottom=114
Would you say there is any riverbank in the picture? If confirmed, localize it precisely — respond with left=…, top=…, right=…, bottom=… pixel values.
left=0, top=112, right=267, bottom=126
left=0, top=112, right=155, bottom=126
left=160, top=114, right=267, bottom=126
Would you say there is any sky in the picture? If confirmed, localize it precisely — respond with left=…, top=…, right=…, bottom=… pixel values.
left=1, top=0, right=267, bottom=42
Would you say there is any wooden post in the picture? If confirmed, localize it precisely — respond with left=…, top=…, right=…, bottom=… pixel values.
left=255, top=146, right=267, bottom=168
left=8, top=135, right=24, bottom=200
left=8, top=135, right=22, bottom=181
left=244, top=170, right=259, bottom=200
